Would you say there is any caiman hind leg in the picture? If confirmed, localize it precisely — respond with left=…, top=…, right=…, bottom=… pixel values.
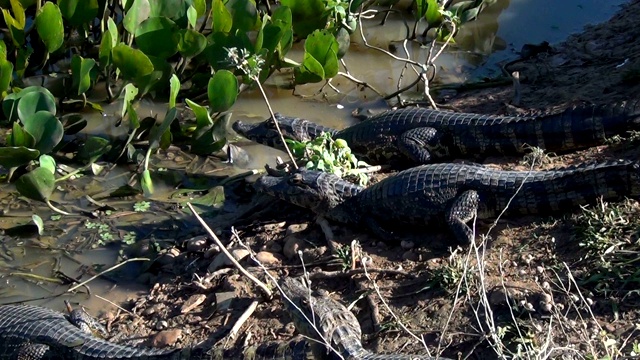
left=445, top=190, right=480, bottom=244
left=397, top=127, right=447, bottom=164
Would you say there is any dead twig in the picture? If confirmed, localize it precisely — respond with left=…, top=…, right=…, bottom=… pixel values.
left=227, top=299, right=259, bottom=341
left=66, top=258, right=150, bottom=292
left=187, top=203, right=272, bottom=299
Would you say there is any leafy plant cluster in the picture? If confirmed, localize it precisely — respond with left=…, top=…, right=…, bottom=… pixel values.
left=286, top=132, right=370, bottom=186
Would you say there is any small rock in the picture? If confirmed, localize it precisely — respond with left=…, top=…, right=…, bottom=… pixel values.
left=254, top=251, right=282, bottom=266
left=203, top=245, right=221, bottom=259
left=156, top=248, right=181, bottom=265
left=207, top=249, right=250, bottom=272
left=186, top=236, right=208, bottom=252
left=151, top=329, right=182, bottom=347
left=286, top=223, right=308, bottom=236
left=155, top=320, right=168, bottom=331
left=400, top=240, right=414, bottom=250
left=401, top=250, right=419, bottom=262
left=283, top=234, right=309, bottom=260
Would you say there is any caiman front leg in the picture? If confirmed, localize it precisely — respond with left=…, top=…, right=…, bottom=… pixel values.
left=397, top=127, right=446, bottom=164
left=445, top=190, right=480, bottom=244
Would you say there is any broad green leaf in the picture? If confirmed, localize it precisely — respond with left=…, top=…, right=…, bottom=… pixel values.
left=123, top=0, right=151, bottom=35
left=334, top=27, right=350, bottom=59
left=186, top=98, right=212, bottom=132
left=134, top=55, right=171, bottom=96
left=169, top=74, right=179, bottom=109
left=187, top=5, right=197, bottom=28
left=58, top=0, right=99, bottom=27
left=148, top=107, right=177, bottom=151
left=78, top=136, right=112, bottom=163
left=259, top=6, right=292, bottom=55
left=135, top=16, right=180, bottom=58
left=112, top=44, right=154, bottom=79
left=178, top=28, right=206, bottom=58
left=280, top=0, right=326, bottom=38
left=211, top=0, right=232, bottom=33
left=99, top=18, right=118, bottom=69
left=208, top=70, right=238, bottom=113
left=415, top=0, right=428, bottom=18
left=0, top=146, right=39, bottom=168
left=38, top=154, right=56, bottom=174
left=141, top=169, right=153, bottom=196
left=17, top=89, right=56, bottom=120
left=0, top=59, right=12, bottom=98
left=32, top=214, right=44, bottom=235
left=16, top=167, right=56, bottom=202
left=148, top=0, right=188, bottom=26
left=22, top=111, right=63, bottom=154
left=424, top=0, right=442, bottom=25
left=294, top=30, right=339, bottom=84
left=71, top=55, right=96, bottom=95
left=192, top=0, right=206, bottom=17
left=2, top=1, right=26, bottom=46
left=121, top=83, right=138, bottom=118
left=0, top=39, right=6, bottom=61
left=7, top=121, right=34, bottom=147
left=228, top=0, right=258, bottom=32
left=35, top=2, right=64, bottom=53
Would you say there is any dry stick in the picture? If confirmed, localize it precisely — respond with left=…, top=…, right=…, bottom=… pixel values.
left=186, top=203, right=272, bottom=299
left=94, top=294, right=135, bottom=316
left=228, top=299, right=259, bottom=341
left=252, top=78, right=298, bottom=169
left=66, top=258, right=150, bottom=292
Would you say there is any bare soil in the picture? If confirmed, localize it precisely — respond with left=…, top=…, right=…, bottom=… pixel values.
left=104, top=2, right=640, bottom=359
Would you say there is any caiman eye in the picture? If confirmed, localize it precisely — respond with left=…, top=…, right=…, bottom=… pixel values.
left=288, top=173, right=304, bottom=185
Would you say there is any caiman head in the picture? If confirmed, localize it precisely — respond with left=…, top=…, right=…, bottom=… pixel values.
left=254, top=169, right=364, bottom=222
left=232, top=113, right=315, bottom=149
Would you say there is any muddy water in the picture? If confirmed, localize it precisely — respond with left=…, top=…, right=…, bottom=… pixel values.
left=1, top=0, right=629, bottom=316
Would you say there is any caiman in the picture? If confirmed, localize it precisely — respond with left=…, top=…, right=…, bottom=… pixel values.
left=254, top=160, right=640, bottom=244
left=0, top=278, right=451, bottom=359
left=233, top=102, right=640, bottom=166
left=280, top=277, right=453, bottom=360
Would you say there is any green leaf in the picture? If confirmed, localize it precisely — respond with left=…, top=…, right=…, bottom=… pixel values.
left=32, top=214, right=44, bottom=235
left=188, top=186, right=225, bottom=207
left=178, top=28, right=206, bottom=58
left=35, top=2, right=64, bottom=53
left=169, top=74, right=180, bottom=109
left=294, top=30, right=339, bottom=84
left=112, top=44, right=154, bottom=79
left=424, top=0, right=442, bottom=25
left=280, top=0, right=326, bottom=38
left=135, top=16, right=180, bottom=58
left=71, top=55, right=96, bottom=95
left=187, top=5, right=197, bottom=28
left=228, top=0, right=258, bottom=32
left=22, top=111, right=63, bottom=154
left=121, top=83, right=138, bottom=118
left=17, top=89, right=56, bottom=120
left=140, top=169, right=153, bottom=196
left=1, top=0, right=26, bottom=46
left=208, top=70, right=238, bottom=113
left=186, top=98, right=212, bottom=131
left=7, top=121, right=34, bottom=147
left=58, top=0, right=99, bottom=27
left=99, top=18, right=118, bottom=69
left=123, top=0, right=150, bottom=35
left=0, top=146, right=39, bottom=168
left=78, top=136, right=111, bottom=164
left=0, top=59, right=13, bottom=97
left=16, top=167, right=56, bottom=202
left=211, top=0, right=232, bottom=33
left=38, top=154, right=56, bottom=174
left=133, top=55, right=171, bottom=96
left=148, top=107, right=177, bottom=151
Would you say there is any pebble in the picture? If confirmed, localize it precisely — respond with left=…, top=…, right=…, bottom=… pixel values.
left=203, top=245, right=221, bottom=259
left=207, top=249, right=250, bottom=272
left=150, top=329, right=182, bottom=347
left=254, top=251, right=282, bottom=266
left=283, top=234, right=308, bottom=260
left=185, top=236, right=208, bottom=252
left=400, top=240, right=414, bottom=250
left=155, top=320, right=168, bottom=331
left=285, top=223, right=308, bottom=236
left=401, top=250, right=419, bottom=262
left=156, top=248, right=181, bottom=265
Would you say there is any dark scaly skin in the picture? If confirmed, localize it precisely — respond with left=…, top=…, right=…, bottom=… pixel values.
left=0, top=305, right=315, bottom=360
left=254, top=160, right=640, bottom=244
left=280, top=277, right=453, bottom=360
left=234, top=102, right=640, bottom=166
